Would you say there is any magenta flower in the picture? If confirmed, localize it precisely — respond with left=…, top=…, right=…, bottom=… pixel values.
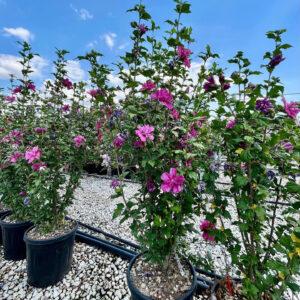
left=146, top=180, right=156, bottom=192
left=6, top=96, right=15, bottom=102
left=74, top=135, right=86, bottom=148
left=139, top=24, right=149, bottom=35
left=282, top=98, right=300, bottom=121
left=222, top=83, right=231, bottom=91
left=269, top=54, right=285, bottom=68
left=189, top=125, right=198, bottom=138
left=226, top=119, right=236, bottom=129
left=281, top=141, right=293, bottom=153
left=25, top=146, right=41, bottom=163
left=19, top=191, right=26, bottom=197
left=140, top=81, right=156, bottom=91
left=134, top=140, right=146, bottom=148
left=88, top=89, right=103, bottom=98
left=12, top=86, right=22, bottom=94
left=150, top=89, right=174, bottom=109
left=110, top=178, right=119, bottom=189
left=26, top=83, right=36, bottom=91
left=172, top=109, right=180, bottom=121
left=113, top=136, right=124, bottom=148
left=31, top=162, right=47, bottom=171
left=202, top=232, right=215, bottom=242
left=62, top=78, right=72, bottom=89
left=135, top=125, right=155, bottom=142
left=161, top=168, right=184, bottom=194
left=203, top=76, right=216, bottom=91
left=177, top=45, right=191, bottom=68
left=34, top=127, right=47, bottom=134
left=200, top=220, right=215, bottom=242
left=10, top=153, right=24, bottom=163
left=61, top=105, right=70, bottom=112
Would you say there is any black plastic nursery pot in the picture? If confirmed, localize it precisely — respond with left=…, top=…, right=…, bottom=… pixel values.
left=24, top=221, right=78, bottom=288
left=127, top=253, right=198, bottom=300
left=0, top=211, right=32, bottom=260
left=0, top=210, right=10, bottom=245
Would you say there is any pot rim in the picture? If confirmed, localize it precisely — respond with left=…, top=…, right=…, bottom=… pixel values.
left=127, top=252, right=197, bottom=300
left=24, top=221, right=78, bottom=245
left=0, top=211, right=32, bottom=227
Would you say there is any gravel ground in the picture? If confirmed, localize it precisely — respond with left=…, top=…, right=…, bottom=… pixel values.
left=0, top=175, right=298, bottom=300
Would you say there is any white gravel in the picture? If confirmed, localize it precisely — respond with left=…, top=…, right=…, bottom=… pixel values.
left=0, top=175, right=298, bottom=299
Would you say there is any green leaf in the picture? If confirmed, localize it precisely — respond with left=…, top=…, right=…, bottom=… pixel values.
left=234, top=175, right=248, bottom=187
left=113, top=203, right=124, bottom=219
left=240, top=150, right=252, bottom=162
left=286, top=182, right=300, bottom=193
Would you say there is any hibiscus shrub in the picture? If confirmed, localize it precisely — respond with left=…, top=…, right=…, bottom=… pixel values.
left=197, top=30, right=300, bottom=299
left=0, top=45, right=91, bottom=232
left=97, top=0, right=210, bottom=268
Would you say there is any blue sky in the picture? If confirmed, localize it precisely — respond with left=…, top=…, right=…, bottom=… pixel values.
left=0, top=0, right=299, bottom=100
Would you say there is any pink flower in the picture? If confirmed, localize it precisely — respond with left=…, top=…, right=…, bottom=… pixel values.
left=172, top=109, right=180, bottom=121
left=146, top=180, right=156, bottom=192
left=62, top=78, right=72, bottom=89
left=31, top=162, right=47, bottom=171
left=282, top=98, right=300, bottom=121
left=140, top=81, right=157, bottom=91
left=19, top=191, right=26, bottom=197
left=34, top=128, right=47, bottom=134
left=10, top=153, right=24, bottom=163
left=226, top=119, right=236, bottom=129
left=74, top=135, right=86, bottom=147
left=6, top=96, right=15, bottom=102
left=135, top=125, right=155, bottom=142
left=12, top=86, right=22, bottom=94
left=150, top=89, right=174, bottom=109
left=25, top=146, right=41, bottom=163
left=26, top=83, right=36, bottom=91
left=113, top=136, right=124, bottom=148
left=281, top=141, right=293, bottom=153
left=177, top=45, right=191, bottom=68
left=161, top=168, right=184, bottom=194
left=61, top=105, right=69, bottom=112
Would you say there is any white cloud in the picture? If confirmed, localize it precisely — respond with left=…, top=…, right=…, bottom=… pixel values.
left=87, top=40, right=98, bottom=48
left=3, top=27, right=34, bottom=42
left=65, top=60, right=85, bottom=81
left=103, top=33, right=117, bottom=49
left=118, top=42, right=130, bottom=50
left=0, top=54, right=48, bottom=80
left=70, top=4, right=93, bottom=20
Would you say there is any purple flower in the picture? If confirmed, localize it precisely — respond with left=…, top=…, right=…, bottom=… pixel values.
left=210, top=163, right=221, bottom=173
left=139, top=24, right=149, bottom=35
left=19, top=191, right=26, bottom=197
left=269, top=54, right=285, bottom=68
left=62, top=78, right=72, bottom=89
left=12, top=86, right=22, bottom=94
left=110, top=178, right=119, bottom=189
left=34, top=128, right=47, bottom=134
left=255, top=98, right=274, bottom=115
left=113, top=136, right=124, bottom=148
left=23, top=196, right=30, bottom=205
left=146, top=180, right=156, bottom=192
left=224, top=164, right=231, bottom=172
left=26, top=83, right=36, bottom=91
left=61, top=105, right=70, bottom=112
left=206, top=150, right=214, bottom=157
left=113, top=109, right=124, bottom=119
left=197, top=182, right=206, bottom=192
left=203, top=76, right=216, bottom=91
left=281, top=141, right=293, bottom=153
left=6, top=96, right=15, bottom=102
left=267, top=170, right=275, bottom=180
left=31, top=162, right=47, bottom=171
